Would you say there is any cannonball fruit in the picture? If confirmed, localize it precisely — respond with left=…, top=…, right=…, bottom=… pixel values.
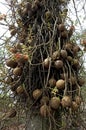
left=16, top=86, right=24, bottom=94
left=60, top=50, right=67, bottom=59
left=43, top=57, right=51, bottom=68
left=71, top=101, right=79, bottom=111
left=10, top=47, right=17, bottom=53
left=13, top=67, right=22, bottom=76
left=32, top=89, right=42, bottom=100
left=65, top=43, right=72, bottom=51
left=74, top=96, right=82, bottom=105
left=5, top=76, right=13, bottom=84
left=6, top=59, right=17, bottom=68
left=54, top=60, right=63, bottom=69
left=56, top=79, right=65, bottom=89
left=61, top=96, right=71, bottom=107
left=49, top=97, right=60, bottom=109
left=58, top=24, right=65, bottom=31
left=40, top=104, right=50, bottom=117
left=40, top=96, right=49, bottom=105
left=52, top=51, right=60, bottom=60
left=48, top=78, right=56, bottom=87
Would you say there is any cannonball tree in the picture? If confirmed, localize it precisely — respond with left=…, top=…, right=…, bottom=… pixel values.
left=0, top=0, right=86, bottom=130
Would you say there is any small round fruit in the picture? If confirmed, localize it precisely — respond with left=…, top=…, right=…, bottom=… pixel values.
left=52, top=51, right=60, bottom=60
left=78, top=78, right=85, bottom=86
left=43, top=57, right=51, bottom=68
left=71, top=101, right=79, bottom=111
left=40, top=104, right=50, bottom=117
left=56, top=79, right=65, bottom=89
left=58, top=24, right=65, bottom=31
left=6, top=59, right=17, bottom=68
left=40, top=96, right=49, bottom=105
left=65, top=43, right=72, bottom=51
left=73, top=45, right=80, bottom=53
left=16, top=86, right=24, bottom=94
left=74, top=96, right=82, bottom=105
left=49, top=97, right=60, bottom=109
left=13, top=67, right=22, bottom=76
left=61, top=96, right=71, bottom=107
left=5, top=76, right=13, bottom=84
left=32, top=89, right=42, bottom=100
left=54, top=60, right=63, bottom=69
left=10, top=47, right=17, bottom=53
left=60, top=50, right=67, bottom=59
left=16, top=43, right=22, bottom=50
left=72, top=59, right=79, bottom=67
left=61, top=31, right=68, bottom=38
left=48, top=78, right=56, bottom=87
left=68, top=76, right=76, bottom=85
left=67, top=56, right=73, bottom=63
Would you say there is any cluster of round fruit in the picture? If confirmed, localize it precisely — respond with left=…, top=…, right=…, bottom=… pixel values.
left=32, top=89, right=82, bottom=117
left=5, top=43, right=29, bottom=95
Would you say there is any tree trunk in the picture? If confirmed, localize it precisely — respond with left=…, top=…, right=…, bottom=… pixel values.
left=25, top=108, right=62, bottom=130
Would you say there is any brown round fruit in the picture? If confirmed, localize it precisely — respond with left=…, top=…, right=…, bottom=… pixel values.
left=78, top=78, right=85, bottom=86
left=58, top=24, right=65, bottom=31
left=73, top=45, right=80, bottom=53
left=61, top=96, right=71, bottom=107
left=60, top=50, right=67, bottom=59
left=6, top=59, right=17, bottom=68
left=16, top=43, right=22, bottom=50
left=32, top=89, right=42, bottom=100
left=49, top=97, right=60, bottom=109
left=65, top=43, right=72, bottom=51
left=54, top=60, right=63, bottom=69
left=61, top=31, right=68, bottom=38
left=68, top=76, right=76, bottom=85
left=56, top=79, right=65, bottom=89
left=67, top=56, right=73, bottom=63
left=10, top=47, right=17, bottom=53
left=52, top=51, right=60, bottom=60
left=48, top=78, right=56, bottom=87
left=5, top=76, right=13, bottom=84
left=71, top=101, right=79, bottom=111
left=13, top=67, right=22, bottom=76
left=40, top=104, right=50, bottom=117
left=74, top=96, right=82, bottom=105
left=16, top=86, right=24, bottom=94
left=72, top=59, right=79, bottom=67
left=43, top=57, right=51, bottom=68
left=40, top=96, right=49, bottom=105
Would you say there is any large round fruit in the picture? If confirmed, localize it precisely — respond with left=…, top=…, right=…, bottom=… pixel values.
left=56, top=79, right=65, bottom=89
left=71, top=101, right=79, bottom=111
left=48, top=78, right=56, bottom=87
left=49, top=97, right=60, bottom=109
left=74, top=96, right=82, bottom=105
left=60, top=50, right=67, bottom=59
left=32, top=89, right=42, bottom=100
left=6, top=59, right=17, bottom=68
left=43, top=57, right=51, bottom=68
left=54, top=60, right=63, bottom=69
left=40, top=104, right=50, bottom=117
left=13, top=67, right=22, bottom=76
left=61, top=96, right=71, bottom=107
left=40, top=96, right=49, bottom=105
left=16, top=86, right=24, bottom=94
